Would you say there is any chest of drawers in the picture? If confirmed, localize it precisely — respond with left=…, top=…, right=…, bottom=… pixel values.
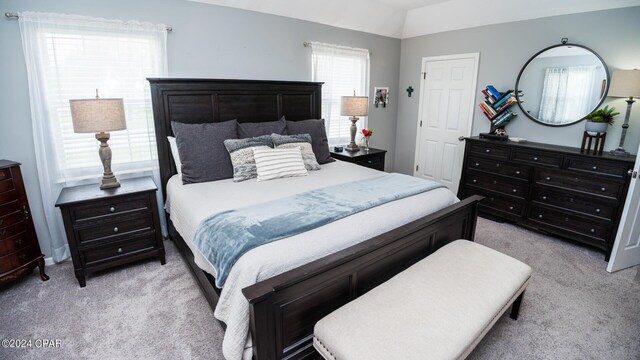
left=55, top=177, right=165, bottom=287
left=0, top=160, right=49, bottom=283
left=459, top=137, right=636, bottom=259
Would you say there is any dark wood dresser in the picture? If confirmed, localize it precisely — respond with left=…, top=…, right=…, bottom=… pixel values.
left=330, top=147, right=387, bottom=171
left=55, top=177, right=165, bottom=287
left=0, top=160, right=49, bottom=283
left=459, top=137, right=636, bottom=259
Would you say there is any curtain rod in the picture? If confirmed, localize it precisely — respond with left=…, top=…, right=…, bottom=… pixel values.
left=4, top=12, right=173, bottom=32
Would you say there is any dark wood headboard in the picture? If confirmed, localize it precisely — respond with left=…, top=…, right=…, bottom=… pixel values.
left=148, top=78, right=323, bottom=197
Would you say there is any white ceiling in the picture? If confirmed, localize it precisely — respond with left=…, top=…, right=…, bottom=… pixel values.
left=188, top=0, right=640, bottom=39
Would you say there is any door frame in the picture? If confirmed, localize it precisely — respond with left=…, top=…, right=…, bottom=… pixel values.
left=413, top=53, right=480, bottom=178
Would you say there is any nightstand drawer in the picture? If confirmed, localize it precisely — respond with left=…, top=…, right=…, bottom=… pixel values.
left=72, top=194, right=151, bottom=223
left=0, top=179, right=15, bottom=194
left=0, top=232, right=30, bottom=256
left=0, top=168, right=10, bottom=181
left=0, top=189, right=18, bottom=205
left=355, top=155, right=384, bottom=170
left=77, top=214, right=154, bottom=244
left=0, top=222, right=25, bottom=241
left=81, top=235, right=156, bottom=266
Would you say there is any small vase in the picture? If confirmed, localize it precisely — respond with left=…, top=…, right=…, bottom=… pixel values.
left=364, top=136, right=371, bottom=151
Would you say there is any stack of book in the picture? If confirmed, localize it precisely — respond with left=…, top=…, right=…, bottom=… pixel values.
left=478, top=85, right=518, bottom=140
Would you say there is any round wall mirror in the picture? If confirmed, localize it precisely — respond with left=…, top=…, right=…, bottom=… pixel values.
left=515, top=43, right=609, bottom=127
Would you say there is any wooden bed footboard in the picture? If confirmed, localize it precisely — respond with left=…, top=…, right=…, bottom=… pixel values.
left=242, top=195, right=483, bottom=360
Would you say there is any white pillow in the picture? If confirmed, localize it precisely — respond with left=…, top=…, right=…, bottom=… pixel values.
left=253, top=147, right=308, bottom=182
left=167, top=136, right=182, bottom=174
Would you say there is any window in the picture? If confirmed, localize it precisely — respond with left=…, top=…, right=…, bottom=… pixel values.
left=310, top=42, right=370, bottom=145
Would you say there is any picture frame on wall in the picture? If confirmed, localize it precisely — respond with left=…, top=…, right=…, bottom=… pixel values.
left=374, top=87, right=389, bottom=108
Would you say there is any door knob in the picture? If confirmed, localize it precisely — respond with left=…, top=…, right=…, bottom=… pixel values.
left=458, top=136, right=465, bottom=141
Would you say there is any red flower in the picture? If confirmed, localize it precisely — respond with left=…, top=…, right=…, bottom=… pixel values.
left=362, top=128, right=374, bottom=137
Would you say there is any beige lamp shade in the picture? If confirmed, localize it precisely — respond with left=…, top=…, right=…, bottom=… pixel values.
left=608, top=69, right=640, bottom=98
left=341, top=96, right=369, bottom=116
left=69, top=98, right=126, bottom=133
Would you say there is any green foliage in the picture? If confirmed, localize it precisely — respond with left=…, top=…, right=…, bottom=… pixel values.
left=584, top=105, right=620, bottom=125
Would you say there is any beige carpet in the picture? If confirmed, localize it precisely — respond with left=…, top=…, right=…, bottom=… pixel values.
left=1, top=217, right=639, bottom=359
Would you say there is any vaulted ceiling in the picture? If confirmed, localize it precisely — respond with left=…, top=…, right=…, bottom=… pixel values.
left=188, top=0, right=640, bottom=38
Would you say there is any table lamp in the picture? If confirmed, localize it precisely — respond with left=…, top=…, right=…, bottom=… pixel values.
left=608, top=69, right=640, bottom=157
left=69, top=90, right=126, bottom=189
left=341, top=91, right=369, bottom=152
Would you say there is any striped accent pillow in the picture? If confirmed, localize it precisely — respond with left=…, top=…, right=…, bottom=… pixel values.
left=253, top=147, right=308, bottom=182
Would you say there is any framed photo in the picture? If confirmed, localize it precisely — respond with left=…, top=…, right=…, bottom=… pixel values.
left=374, top=87, right=389, bottom=108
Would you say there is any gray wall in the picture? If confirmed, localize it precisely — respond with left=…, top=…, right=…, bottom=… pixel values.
left=0, top=0, right=400, bottom=258
left=395, top=7, right=640, bottom=174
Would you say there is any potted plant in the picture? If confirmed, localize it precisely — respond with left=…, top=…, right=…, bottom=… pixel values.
left=584, top=105, right=619, bottom=133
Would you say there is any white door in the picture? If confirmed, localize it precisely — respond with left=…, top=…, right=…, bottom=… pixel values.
left=414, top=54, right=479, bottom=195
left=607, top=145, right=640, bottom=273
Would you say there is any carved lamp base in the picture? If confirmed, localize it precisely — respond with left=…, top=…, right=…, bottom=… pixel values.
left=95, top=132, right=121, bottom=190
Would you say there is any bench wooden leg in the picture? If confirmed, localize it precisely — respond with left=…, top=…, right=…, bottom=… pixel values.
left=510, top=290, right=525, bottom=320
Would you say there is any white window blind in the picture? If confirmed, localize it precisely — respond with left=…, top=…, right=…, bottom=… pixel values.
left=310, top=42, right=370, bottom=145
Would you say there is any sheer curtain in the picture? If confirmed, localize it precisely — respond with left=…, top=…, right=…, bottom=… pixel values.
left=538, top=66, right=597, bottom=124
left=18, top=12, right=168, bottom=262
left=310, top=42, right=370, bottom=145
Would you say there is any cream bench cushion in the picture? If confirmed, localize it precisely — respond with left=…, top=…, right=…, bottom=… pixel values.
left=313, top=240, right=532, bottom=360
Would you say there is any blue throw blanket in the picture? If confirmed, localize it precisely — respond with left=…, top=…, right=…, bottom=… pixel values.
left=193, top=173, right=445, bottom=287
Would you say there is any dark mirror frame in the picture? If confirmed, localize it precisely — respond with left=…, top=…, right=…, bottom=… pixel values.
left=515, top=43, right=610, bottom=127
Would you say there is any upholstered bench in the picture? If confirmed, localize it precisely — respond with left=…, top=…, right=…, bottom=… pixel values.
left=313, top=240, right=532, bottom=360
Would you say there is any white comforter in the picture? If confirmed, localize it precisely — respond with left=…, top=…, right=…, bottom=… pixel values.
left=165, top=160, right=457, bottom=360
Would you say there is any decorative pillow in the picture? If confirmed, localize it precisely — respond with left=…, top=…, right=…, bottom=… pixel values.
left=171, top=120, right=238, bottom=184
left=271, top=134, right=320, bottom=171
left=167, top=136, right=182, bottom=174
left=238, top=116, right=287, bottom=138
left=224, top=135, right=274, bottom=182
left=285, top=119, right=334, bottom=164
left=253, top=147, right=308, bottom=182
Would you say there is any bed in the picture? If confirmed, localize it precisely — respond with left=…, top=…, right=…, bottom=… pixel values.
left=148, top=78, right=482, bottom=360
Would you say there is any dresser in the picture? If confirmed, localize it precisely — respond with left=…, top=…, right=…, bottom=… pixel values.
left=55, top=177, right=165, bottom=287
left=459, top=137, right=636, bottom=260
left=330, top=147, right=387, bottom=171
left=0, top=160, right=49, bottom=283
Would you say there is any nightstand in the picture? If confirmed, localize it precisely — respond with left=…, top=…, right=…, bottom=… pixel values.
left=330, top=147, right=387, bottom=171
left=55, top=177, right=165, bottom=287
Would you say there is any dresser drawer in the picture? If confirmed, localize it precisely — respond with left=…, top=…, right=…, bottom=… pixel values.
left=0, top=232, right=30, bottom=256
left=566, top=157, right=630, bottom=179
left=81, top=235, right=156, bottom=266
left=0, top=210, right=24, bottom=230
left=465, top=188, right=524, bottom=218
left=0, top=189, right=18, bottom=205
left=468, top=143, right=509, bottom=160
left=77, top=214, right=154, bottom=244
left=0, top=222, right=25, bottom=241
left=0, top=179, right=15, bottom=194
left=536, top=169, right=622, bottom=199
left=531, top=187, right=617, bottom=221
left=0, top=168, right=11, bottom=182
left=466, top=171, right=529, bottom=199
left=467, top=156, right=530, bottom=180
left=72, top=194, right=152, bottom=223
left=513, top=150, right=563, bottom=168
left=528, top=205, right=609, bottom=243
left=0, top=201, right=20, bottom=218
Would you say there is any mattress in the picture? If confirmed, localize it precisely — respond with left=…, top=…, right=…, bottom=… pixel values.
left=165, top=160, right=457, bottom=360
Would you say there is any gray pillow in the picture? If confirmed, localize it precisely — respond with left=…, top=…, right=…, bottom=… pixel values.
left=238, top=116, right=287, bottom=138
left=286, top=119, right=334, bottom=164
left=171, top=120, right=238, bottom=184
left=224, top=135, right=274, bottom=182
left=271, top=133, right=320, bottom=171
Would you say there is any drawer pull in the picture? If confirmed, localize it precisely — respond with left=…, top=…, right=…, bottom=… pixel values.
left=367, top=160, right=372, bottom=164
left=113, top=227, right=119, bottom=233
left=546, top=177, right=551, bottom=181
left=117, top=247, right=123, bottom=254
left=490, top=197, right=495, bottom=201
left=601, top=187, right=606, bottom=192
left=0, top=218, right=3, bottom=226
left=533, top=157, right=539, bottom=161
left=110, top=207, right=116, bottom=213
left=512, top=189, right=517, bottom=193
left=590, top=228, right=596, bottom=233
left=592, top=166, right=598, bottom=171
left=475, top=162, right=480, bottom=166
left=509, top=206, right=514, bottom=210
left=516, top=171, right=521, bottom=175
left=23, top=205, right=30, bottom=220
left=596, top=208, right=601, bottom=213
left=472, top=179, right=477, bottom=183
left=15, top=238, right=22, bottom=245
left=0, top=229, right=6, bottom=237
left=485, top=149, right=491, bottom=153
left=538, top=214, right=543, bottom=219
left=542, top=196, right=547, bottom=200
left=18, top=253, right=26, bottom=260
